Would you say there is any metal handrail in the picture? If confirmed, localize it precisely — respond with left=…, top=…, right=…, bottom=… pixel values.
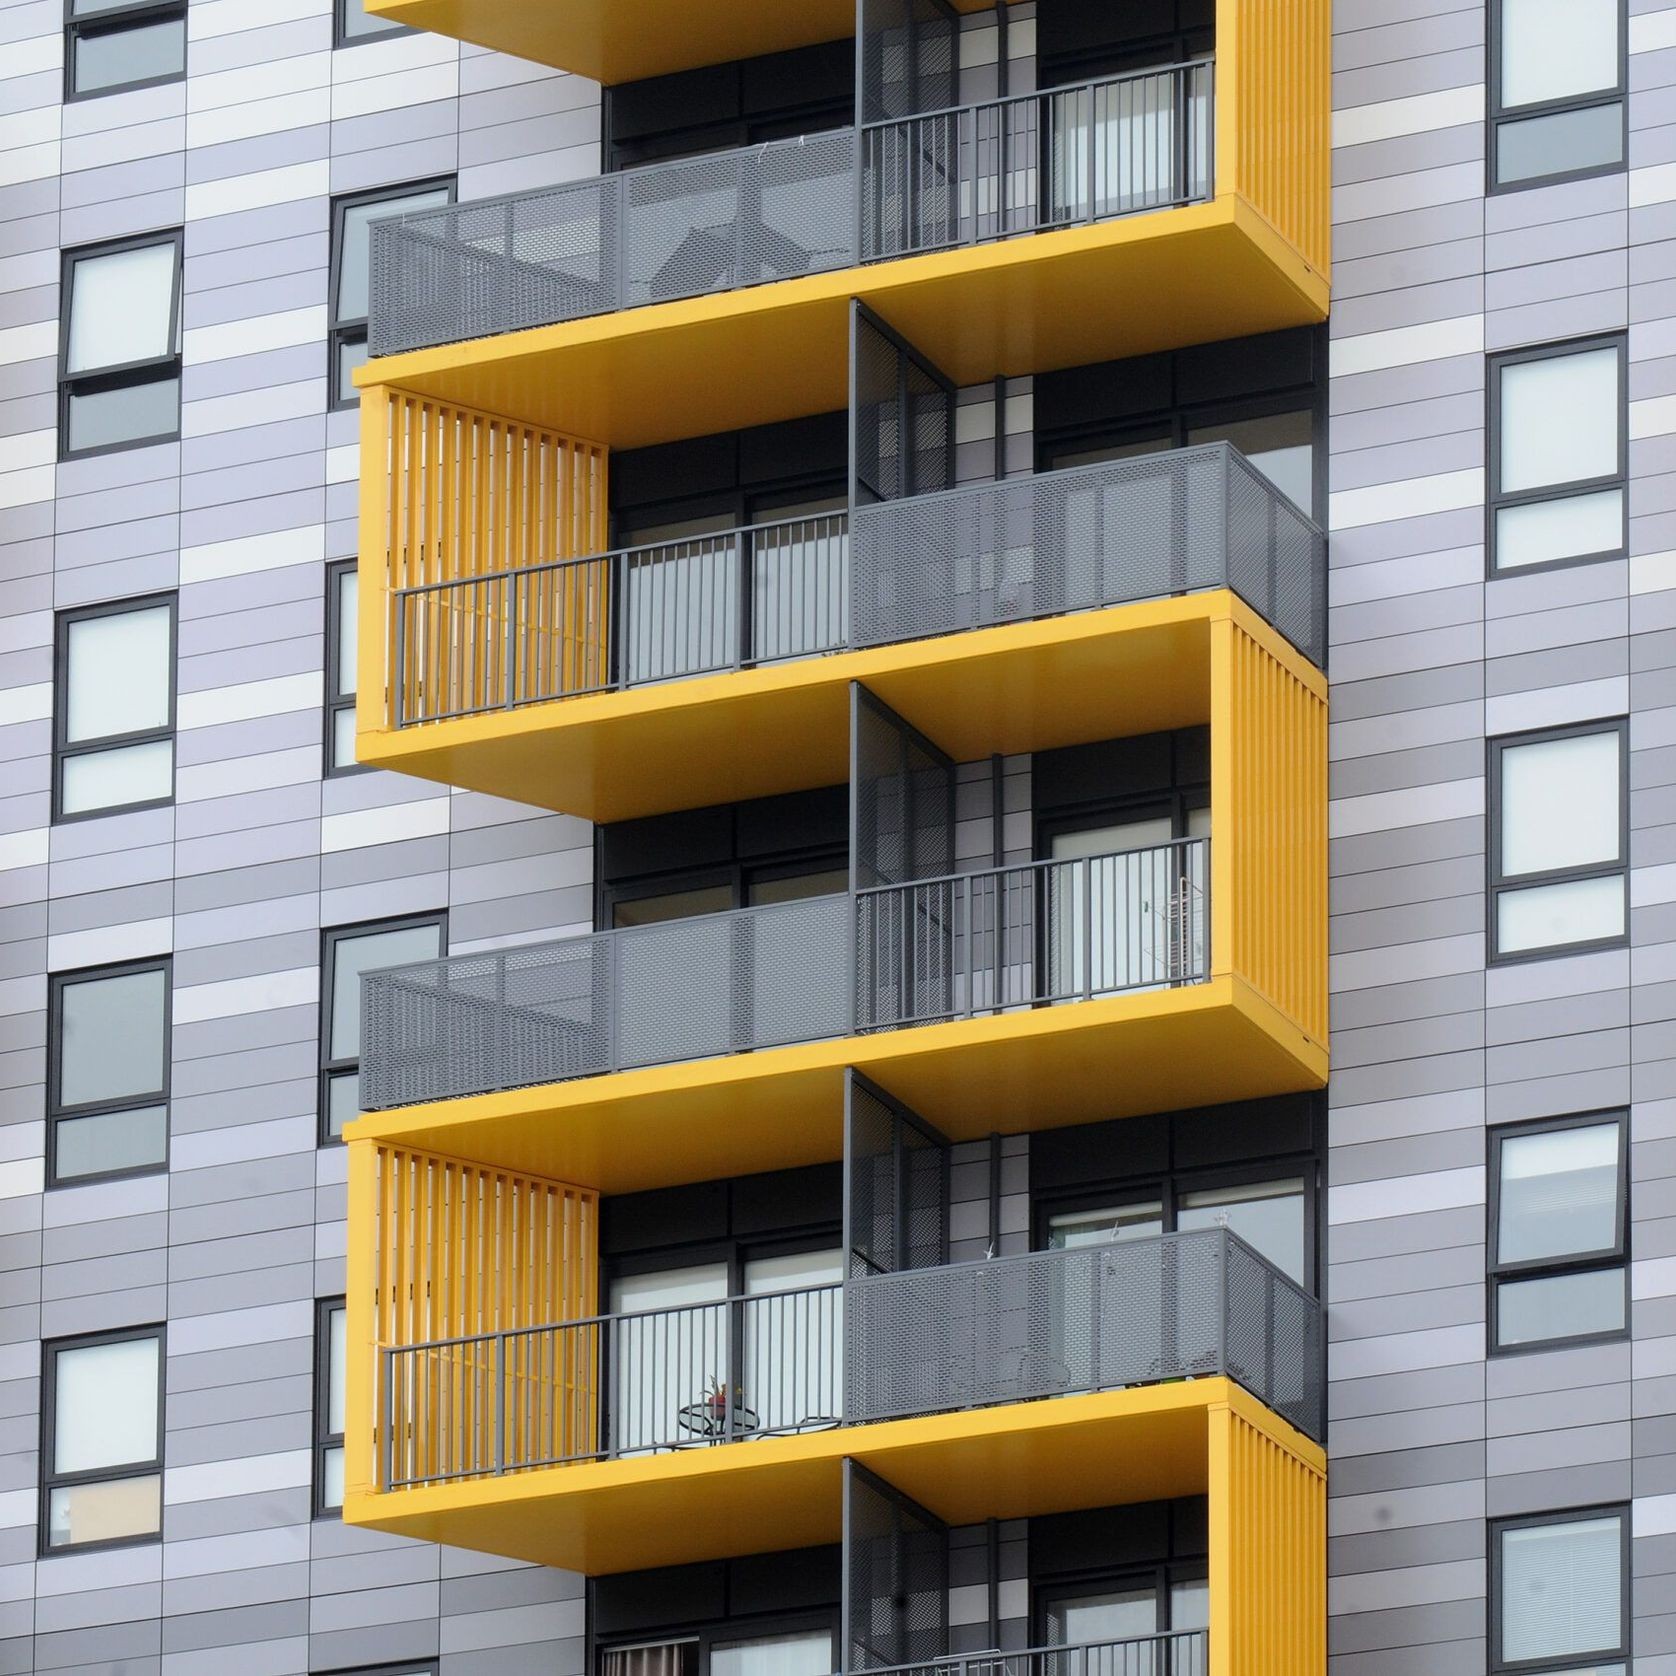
left=855, top=1632, right=1210, bottom=1676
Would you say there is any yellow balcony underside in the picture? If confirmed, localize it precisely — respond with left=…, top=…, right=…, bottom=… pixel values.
left=345, top=1376, right=1319, bottom=1576
left=360, top=590, right=1304, bottom=825
left=346, top=970, right=1325, bottom=1197
left=354, top=197, right=1326, bottom=456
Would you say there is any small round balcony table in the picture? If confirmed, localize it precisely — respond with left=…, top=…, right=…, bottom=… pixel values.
left=676, top=1399, right=760, bottom=1441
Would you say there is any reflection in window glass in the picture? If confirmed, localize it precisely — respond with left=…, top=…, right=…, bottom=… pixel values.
left=45, top=1332, right=163, bottom=1549
left=1178, top=1178, right=1307, bottom=1285
left=1498, top=1513, right=1624, bottom=1666
left=1494, top=0, right=1624, bottom=188
left=711, top=1631, right=833, bottom=1676
left=1048, top=1203, right=1166, bottom=1249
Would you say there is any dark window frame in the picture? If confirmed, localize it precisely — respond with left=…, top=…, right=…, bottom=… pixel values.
left=1487, top=719, right=1630, bottom=965
left=599, top=850, right=849, bottom=930
left=46, top=956, right=171, bottom=1189
left=332, top=0, right=412, bottom=48
left=595, top=1608, right=840, bottom=1676
left=1487, top=335, right=1628, bottom=578
left=1034, top=1562, right=1211, bottom=1646
left=58, top=229, right=183, bottom=460
left=319, top=911, right=447, bottom=1145
left=52, top=592, right=178, bottom=824
left=1489, top=1504, right=1631, bottom=1673
left=1487, top=0, right=1628, bottom=194
left=1487, top=1110, right=1629, bottom=1355
left=63, top=0, right=186, bottom=103
left=40, top=1324, right=165, bottom=1557
left=328, top=177, right=455, bottom=410
left=314, top=1295, right=346, bottom=1517
left=324, top=558, right=365, bottom=777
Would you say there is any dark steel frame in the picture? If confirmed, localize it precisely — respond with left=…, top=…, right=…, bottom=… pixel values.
left=52, top=592, right=178, bottom=824
left=1486, top=334, right=1628, bottom=577
left=62, top=0, right=185, bottom=103
left=1486, top=718, right=1630, bottom=964
left=319, top=912, right=447, bottom=1145
left=45, top=956, right=171, bottom=1189
left=1487, top=1110, right=1630, bottom=1355
left=841, top=1069, right=951, bottom=1279
left=39, top=1324, right=165, bottom=1557
left=1487, top=0, right=1628, bottom=194
left=57, top=229, right=183, bottom=460
left=314, top=1296, right=347, bottom=1517
left=324, top=558, right=365, bottom=777
left=1488, top=1505, right=1631, bottom=1672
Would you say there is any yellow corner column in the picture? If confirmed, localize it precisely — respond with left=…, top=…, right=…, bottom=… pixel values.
left=357, top=385, right=393, bottom=741
left=344, top=1136, right=379, bottom=1501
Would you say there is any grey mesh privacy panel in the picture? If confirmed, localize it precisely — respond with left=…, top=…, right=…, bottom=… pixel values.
left=358, top=892, right=851, bottom=1109
left=844, top=1070, right=949, bottom=1279
left=368, top=131, right=855, bottom=355
left=848, top=442, right=1326, bottom=668
left=850, top=683, right=955, bottom=893
left=843, top=1461, right=950, bottom=1674
left=844, top=1228, right=1324, bottom=1442
left=849, top=302, right=955, bottom=509
left=859, top=0, right=958, bottom=126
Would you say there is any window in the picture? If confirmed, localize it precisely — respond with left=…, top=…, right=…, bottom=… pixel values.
left=316, top=1298, right=347, bottom=1514
left=320, top=915, right=446, bottom=1140
left=1492, top=1508, right=1628, bottom=1673
left=334, top=0, right=410, bottom=46
left=59, top=232, right=182, bottom=456
left=64, top=0, right=185, bottom=100
left=48, top=960, right=169, bottom=1186
left=1489, top=722, right=1628, bottom=961
left=329, top=180, right=453, bottom=407
left=326, top=560, right=361, bottom=775
left=41, top=1328, right=163, bottom=1551
left=601, top=1627, right=834, bottom=1676
left=1041, top=1573, right=1209, bottom=1650
left=1489, top=339, right=1626, bottom=574
left=53, top=595, right=176, bottom=821
left=1491, top=0, right=1625, bottom=190
left=1490, top=1114, right=1628, bottom=1351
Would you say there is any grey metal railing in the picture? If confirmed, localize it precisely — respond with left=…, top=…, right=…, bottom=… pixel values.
left=859, top=1633, right=1209, bottom=1676
left=368, top=63, right=1214, bottom=355
left=379, top=1227, right=1320, bottom=1490
left=359, top=838, right=1208, bottom=1111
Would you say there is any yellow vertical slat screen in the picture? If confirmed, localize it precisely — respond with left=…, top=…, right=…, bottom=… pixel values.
left=365, top=1142, right=600, bottom=1490
left=376, top=389, right=609, bottom=728
left=1208, top=1404, right=1326, bottom=1676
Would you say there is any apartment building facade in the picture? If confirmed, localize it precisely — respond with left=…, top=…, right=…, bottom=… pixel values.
left=0, top=0, right=1666, bottom=1673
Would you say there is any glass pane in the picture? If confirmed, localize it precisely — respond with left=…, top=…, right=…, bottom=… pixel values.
left=746, top=867, right=849, bottom=906
left=1178, top=1178, right=1307, bottom=1285
left=1500, top=731, right=1621, bottom=877
left=1500, top=348, right=1619, bottom=494
left=67, top=243, right=176, bottom=374
left=602, top=1644, right=699, bottom=1676
left=1500, top=1515, right=1623, bottom=1663
left=73, top=17, right=185, bottom=93
left=711, top=1631, right=834, bottom=1676
left=1170, top=1578, right=1210, bottom=1632
left=341, top=0, right=409, bottom=39
left=330, top=922, right=443, bottom=1058
left=1498, top=874, right=1625, bottom=954
left=1502, top=0, right=1620, bottom=107
left=55, top=1337, right=158, bottom=1472
left=741, top=1251, right=843, bottom=1433
left=1496, top=489, right=1624, bottom=571
left=326, top=1069, right=360, bottom=1138
left=610, top=1264, right=729, bottom=1454
left=46, top=1474, right=161, bottom=1549
left=1186, top=411, right=1314, bottom=510
left=1498, top=1267, right=1626, bottom=1346
left=1051, top=1587, right=1159, bottom=1645
left=332, top=707, right=358, bottom=772
left=67, top=604, right=171, bottom=742
left=327, top=1304, right=347, bottom=1434
left=66, top=374, right=180, bottom=454
left=1048, top=1202, right=1165, bottom=1248
left=612, top=884, right=734, bottom=928
left=54, top=1104, right=168, bottom=1181
left=321, top=1444, right=344, bottom=1510
left=743, top=1249, right=843, bottom=1293
left=1497, top=101, right=1624, bottom=186
left=335, top=569, right=359, bottom=697
left=1498, top=1122, right=1620, bottom=1263
left=337, top=332, right=369, bottom=404
left=58, top=967, right=166, bottom=1108
left=337, top=188, right=451, bottom=321
left=60, top=739, right=174, bottom=816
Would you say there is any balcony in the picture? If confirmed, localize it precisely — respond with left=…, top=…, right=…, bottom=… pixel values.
left=359, top=443, right=1325, bottom=823
left=862, top=1638, right=1210, bottom=1676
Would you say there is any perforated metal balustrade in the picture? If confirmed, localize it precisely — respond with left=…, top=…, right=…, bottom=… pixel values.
left=380, top=1225, right=1321, bottom=1493
left=367, top=62, right=1213, bottom=355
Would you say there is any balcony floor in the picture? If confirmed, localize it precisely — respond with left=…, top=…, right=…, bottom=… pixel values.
left=344, top=1376, right=1320, bottom=1575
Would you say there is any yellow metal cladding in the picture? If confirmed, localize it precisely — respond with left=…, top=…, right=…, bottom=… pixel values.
left=344, top=1138, right=598, bottom=1502
left=1208, top=1401, right=1327, bottom=1676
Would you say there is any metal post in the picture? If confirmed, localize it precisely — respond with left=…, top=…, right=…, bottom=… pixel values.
left=1081, top=855, right=1093, bottom=1000
left=737, top=523, right=753, bottom=669
left=501, top=199, right=516, bottom=335
left=382, top=1346, right=396, bottom=1488
left=502, top=574, right=517, bottom=710
left=393, top=593, right=408, bottom=726
left=614, top=548, right=630, bottom=689
left=493, top=1331, right=507, bottom=1473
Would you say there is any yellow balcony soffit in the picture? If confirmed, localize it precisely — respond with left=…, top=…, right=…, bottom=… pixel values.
left=344, top=1377, right=1321, bottom=1576
left=359, top=591, right=1322, bottom=825
left=354, top=198, right=1328, bottom=453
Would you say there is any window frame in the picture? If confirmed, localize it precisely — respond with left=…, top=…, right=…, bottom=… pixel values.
left=1034, top=1562, right=1211, bottom=1646
left=39, top=1325, right=166, bottom=1557
left=314, top=1295, right=346, bottom=1517
left=327, top=177, right=455, bottom=410
left=324, top=558, right=365, bottom=777
left=46, top=956, right=171, bottom=1189
left=1489, top=1505, right=1631, bottom=1673
left=319, top=912, right=447, bottom=1145
left=332, top=0, right=413, bottom=49
left=52, top=592, right=178, bottom=824
left=596, top=1608, right=839, bottom=1676
left=1486, top=335, right=1628, bottom=578
left=57, top=229, right=184, bottom=460
left=62, top=0, right=187, bottom=104
left=1487, top=719, right=1630, bottom=965
left=1487, top=1110, right=1629, bottom=1355
left=1488, top=0, right=1628, bottom=195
